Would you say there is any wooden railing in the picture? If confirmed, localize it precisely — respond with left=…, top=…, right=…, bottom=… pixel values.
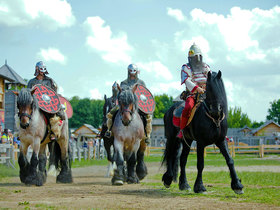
left=0, top=144, right=18, bottom=168
left=146, top=144, right=280, bottom=158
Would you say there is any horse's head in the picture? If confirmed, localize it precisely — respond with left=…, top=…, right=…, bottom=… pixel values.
left=118, top=84, right=138, bottom=126
left=13, top=88, right=38, bottom=129
left=206, top=71, right=227, bottom=121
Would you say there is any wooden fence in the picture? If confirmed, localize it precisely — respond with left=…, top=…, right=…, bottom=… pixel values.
left=0, top=144, right=17, bottom=168
left=145, top=144, right=280, bottom=158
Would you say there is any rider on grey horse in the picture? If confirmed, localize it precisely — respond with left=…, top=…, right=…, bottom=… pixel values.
left=105, top=64, right=153, bottom=144
left=27, top=61, right=65, bottom=141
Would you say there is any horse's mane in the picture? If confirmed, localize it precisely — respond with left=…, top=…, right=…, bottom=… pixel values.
left=17, top=88, right=38, bottom=111
left=118, top=88, right=138, bottom=108
left=207, top=71, right=228, bottom=115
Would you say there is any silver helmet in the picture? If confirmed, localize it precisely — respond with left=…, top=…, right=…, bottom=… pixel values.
left=34, top=61, right=49, bottom=76
left=188, top=43, right=203, bottom=64
left=127, top=64, right=139, bottom=75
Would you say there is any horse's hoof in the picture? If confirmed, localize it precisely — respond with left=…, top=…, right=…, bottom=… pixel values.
left=179, top=183, right=191, bottom=191
left=163, top=182, right=170, bottom=188
left=56, top=171, right=73, bottom=183
left=113, top=180, right=124, bottom=185
left=127, top=176, right=139, bottom=184
left=234, top=189, right=244, bottom=194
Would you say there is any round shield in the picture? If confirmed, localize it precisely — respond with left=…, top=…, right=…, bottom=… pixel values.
left=33, top=84, right=61, bottom=114
left=135, top=85, right=155, bottom=114
left=59, top=95, right=73, bottom=119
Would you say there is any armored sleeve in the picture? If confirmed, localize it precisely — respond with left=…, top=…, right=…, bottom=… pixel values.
left=181, top=65, right=197, bottom=93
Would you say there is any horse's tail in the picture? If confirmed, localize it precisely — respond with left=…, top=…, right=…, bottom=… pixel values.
left=162, top=102, right=182, bottom=183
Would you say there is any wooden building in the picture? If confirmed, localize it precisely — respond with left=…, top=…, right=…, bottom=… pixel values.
left=73, top=124, right=99, bottom=137
left=0, top=61, right=27, bottom=132
left=251, top=120, right=280, bottom=137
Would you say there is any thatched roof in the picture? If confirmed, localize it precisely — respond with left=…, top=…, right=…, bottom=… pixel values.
left=0, top=60, right=27, bottom=86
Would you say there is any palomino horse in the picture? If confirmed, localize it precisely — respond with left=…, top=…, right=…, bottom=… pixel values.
left=162, top=71, right=244, bottom=194
left=111, top=84, right=147, bottom=185
left=14, top=88, right=72, bottom=186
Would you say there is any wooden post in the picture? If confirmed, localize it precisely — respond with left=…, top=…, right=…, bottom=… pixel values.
left=93, top=146, right=96, bottom=160
left=232, top=145, right=235, bottom=158
left=259, top=144, right=264, bottom=158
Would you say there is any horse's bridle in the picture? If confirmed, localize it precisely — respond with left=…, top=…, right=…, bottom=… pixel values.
left=203, top=100, right=225, bottom=128
left=17, top=102, right=33, bottom=129
left=120, top=106, right=134, bottom=125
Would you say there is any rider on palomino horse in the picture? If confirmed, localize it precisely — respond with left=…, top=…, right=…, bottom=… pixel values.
left=178, top=43, right=211, bottom=138
left=27, top=61, right=65, bottom=141
left=105, top=64, right=153, bottom=144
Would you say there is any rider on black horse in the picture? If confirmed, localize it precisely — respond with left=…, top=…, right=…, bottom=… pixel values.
left=178, top=43, right=211, bottom=138
left=105, top=64, right=153, bottom=144
left=27, top=61, right=65, bottom=141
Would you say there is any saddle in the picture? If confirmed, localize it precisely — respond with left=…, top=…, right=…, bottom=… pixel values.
left=172, top=93, right=204, bottom=128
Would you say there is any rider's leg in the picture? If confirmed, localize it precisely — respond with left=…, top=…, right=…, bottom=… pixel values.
left=105, top=106, right=119, bottom=138
left=50, top=114, right=63, bottom=141
left=144, top=114, right=152, bottom=144
left=177, top=96, right=195, bottom=139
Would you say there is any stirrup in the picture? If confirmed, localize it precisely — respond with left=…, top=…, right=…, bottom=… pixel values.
left=104, top=130, right=112, bottom=138
left=50, top=133, right=57, bottom=141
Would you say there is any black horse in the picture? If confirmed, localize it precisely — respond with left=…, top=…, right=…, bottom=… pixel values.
left=162, top=71, right=244, bottom=194
left=100, top=94, right=115, bottom=163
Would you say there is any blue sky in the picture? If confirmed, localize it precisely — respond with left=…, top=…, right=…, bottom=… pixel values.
left=0, top=0, right=279, bottom=122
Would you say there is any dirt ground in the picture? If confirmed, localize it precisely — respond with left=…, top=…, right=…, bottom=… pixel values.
left=0, top=162, right=279, bottom=210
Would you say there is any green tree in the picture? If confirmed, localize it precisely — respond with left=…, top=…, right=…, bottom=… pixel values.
left=227, top=107, right=252, bottom=128
left=266, top=99, right=280, bottom=124
left=68, top=97, right=104, bottom=128
left=153, top=94, right=173, bottom=118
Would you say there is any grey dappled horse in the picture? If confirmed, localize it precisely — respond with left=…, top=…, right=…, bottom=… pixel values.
left=14, top=88, right=72, bottom=186
left=111, top=84, right=147, bottom=185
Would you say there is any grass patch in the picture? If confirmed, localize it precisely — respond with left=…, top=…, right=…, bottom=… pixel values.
left=71, top=158, right=108, bottom=168
left=148, top=171, right=280, bottom=206
left=0, top=164, right=18, bottom=181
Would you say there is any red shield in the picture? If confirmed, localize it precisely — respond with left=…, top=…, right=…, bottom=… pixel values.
left=135, top=85, right=155, bottom=114
left=33, top=84, right=61, bottom=114
left=59, top=95, right=73, bottom=119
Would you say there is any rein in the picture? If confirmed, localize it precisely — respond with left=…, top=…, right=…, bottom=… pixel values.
left=202, top=100, right=225, bottom=128
left=205, top=111, right=225, bottom=127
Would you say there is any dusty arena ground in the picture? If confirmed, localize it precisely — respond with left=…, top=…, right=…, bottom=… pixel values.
left=0, top=162, right=279, bottom=209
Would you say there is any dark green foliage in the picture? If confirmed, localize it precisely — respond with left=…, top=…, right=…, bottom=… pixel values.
left=68, top=96, right=104, bottom=128
left=266, top=99, right=280, bottom=124
left=153, top=94, right=173, bottom=118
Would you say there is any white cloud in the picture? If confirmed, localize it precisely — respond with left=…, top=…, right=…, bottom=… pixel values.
left=150, top=81, right=183, bottom=98
left=167, top=8, right=185, bottom=22
left=138, top=61, right=173, bottom=80
left=84, top=16, right=133, bottom=64
left=38, top=48, right=67, bottom=64
left=0, top=0, right=75, bottom=29
left=169, top=6, right=280, bottom=64
left=90, top=88, right=103, bottom=100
